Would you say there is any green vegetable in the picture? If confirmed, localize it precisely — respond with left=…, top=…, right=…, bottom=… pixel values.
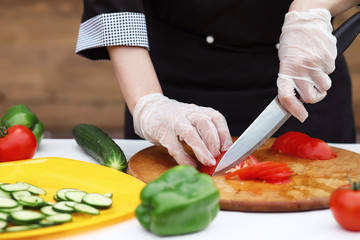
left=0, top=182, right=113, bottom=232
left=1, top=104, right=44, bottom=145
left=72, top=124, right=127, bottom=172
left=136, top=165, right=220, bottom=236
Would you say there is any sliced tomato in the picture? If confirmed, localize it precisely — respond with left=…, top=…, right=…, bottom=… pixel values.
left=200, top=151, right=258, bottom=176
left=199, top=151, right=226, bottom=175
left=224, top=160, right=293, bottom=184
left=271, top=131, right=337, bottom=160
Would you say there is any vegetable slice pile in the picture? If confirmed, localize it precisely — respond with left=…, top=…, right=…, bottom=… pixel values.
left=224, top=160, right=293, bottom=184
left=271, top=131, right=337, bottom=160
left=0, top=182, right=113, bottom=233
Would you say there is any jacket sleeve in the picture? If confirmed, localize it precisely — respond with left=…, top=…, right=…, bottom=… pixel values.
left=76, top=0, right=148, bottom=60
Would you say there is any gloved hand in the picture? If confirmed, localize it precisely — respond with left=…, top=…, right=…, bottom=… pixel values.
left=277, top=9, right=337, bottom=122
left=133, top=93, right=233, bottom=167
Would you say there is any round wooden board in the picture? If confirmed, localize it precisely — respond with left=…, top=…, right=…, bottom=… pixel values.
left=127, top=138, right=360, bottom=212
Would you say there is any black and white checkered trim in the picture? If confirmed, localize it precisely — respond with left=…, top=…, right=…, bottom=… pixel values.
left=76, top=12, right=148, bottom=60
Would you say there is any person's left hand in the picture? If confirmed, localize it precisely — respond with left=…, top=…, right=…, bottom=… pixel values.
left=277, top=9, right=337, bottom=122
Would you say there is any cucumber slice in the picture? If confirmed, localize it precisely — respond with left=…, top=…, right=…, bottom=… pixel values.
left=82, top=193, right=113, bottom=209
left=104, top=192, right=113, bottom=198
left=65, top=191, right=87, bottom=203
left=64, top=202, right=77, bottom=208
left=53, top=201, right=75, bottom=213
left=0, top=212, right=8, bottom=221
left=9, top=210, right=44, bottom=224
left=25, top=183, right=46, bottom=195
left=0, top=198, right=18, bottom=209
left=40, top=206, right=59, bottom=216
left=56, top=188, right=82, bottom=201
left=39, top=218, right=59, bottom=227
left=5, top=224, right=41, bottom=232
left=0, top=183, right=29, bottom=192
left=73, top=203, right=100, bottom=215
left=0, top=220, right=7, bottom=229
left=45, top=213, right=72, bottom=224
left=18, top=196, right=46, bottom=208
left=0, top=189, right=11, bottom=199
left=11, top=190, right=32, bottom=201
left=0, top=205, right=23, bottom=213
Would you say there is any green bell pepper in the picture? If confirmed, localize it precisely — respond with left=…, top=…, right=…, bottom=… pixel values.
left=135, top=165, right=220, bottom=236
left=1, top=104, right=44, bottom=145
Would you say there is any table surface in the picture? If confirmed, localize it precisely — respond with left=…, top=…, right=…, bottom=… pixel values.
left=30, top=139, right=360, bottom=240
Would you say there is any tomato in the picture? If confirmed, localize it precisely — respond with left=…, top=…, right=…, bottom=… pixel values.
left=200, top=151, right=226, bottom=175
left=330, top=181, right=360, bottom=231
left=200, top=150, right=293, bottom=184
left=0, top=125, right=37, bottom=162
left=271, top=131, right=336, bottom=160
left=224, top=161, right=293, bottom=184
left=200, top=151, right=258, bottom=176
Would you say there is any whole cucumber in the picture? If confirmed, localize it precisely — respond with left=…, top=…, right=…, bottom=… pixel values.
left=72, top=124, right=127, bottom=172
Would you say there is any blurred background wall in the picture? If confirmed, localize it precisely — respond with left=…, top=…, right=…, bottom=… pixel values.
left=0, top=1, right=359, bottom=141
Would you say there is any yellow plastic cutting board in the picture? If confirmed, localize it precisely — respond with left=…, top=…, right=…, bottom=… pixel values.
left=0, top=157, right=145, bottom=239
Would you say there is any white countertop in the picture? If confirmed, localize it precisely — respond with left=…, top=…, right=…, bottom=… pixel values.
left=32, top=139, right=360, bottom=240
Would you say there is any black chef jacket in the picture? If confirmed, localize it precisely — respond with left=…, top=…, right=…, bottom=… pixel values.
left=76, top=0, right=356, bottom=143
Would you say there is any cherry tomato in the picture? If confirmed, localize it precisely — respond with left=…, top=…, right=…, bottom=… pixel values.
left=330, top=181, right=360, bottom=231
left=0, top=125, right=37, bottom=162
left=271, top=131, right=336, bottom=160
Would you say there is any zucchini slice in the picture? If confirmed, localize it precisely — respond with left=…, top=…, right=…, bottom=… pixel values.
left=82, top=193, right=113, bottom=209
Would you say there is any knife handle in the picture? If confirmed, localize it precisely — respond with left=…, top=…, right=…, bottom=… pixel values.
left=333, top=11, right=360, bottom=55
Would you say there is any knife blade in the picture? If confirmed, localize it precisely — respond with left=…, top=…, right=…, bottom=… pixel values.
left=213, top=98, right=290, bottom=175
left=212, top=11, right=360, bottom=176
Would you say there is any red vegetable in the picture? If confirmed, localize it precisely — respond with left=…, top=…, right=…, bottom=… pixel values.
left=224, top=161, right=293, bottom=184
left=0, top=125, right=37, bottom=162
left=200, top=151, right=292, bottom=184
left=330, top=178, right=360, bottom=231
left=200, top=151, right=226, bottom=175
left=271, top=131, right=337, bottom=160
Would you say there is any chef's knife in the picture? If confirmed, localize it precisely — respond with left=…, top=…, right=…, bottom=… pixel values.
left=213, top=12, right=360, bottom=176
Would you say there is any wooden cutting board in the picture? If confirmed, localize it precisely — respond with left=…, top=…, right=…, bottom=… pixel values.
left=127, top=138, right=360, bottom=212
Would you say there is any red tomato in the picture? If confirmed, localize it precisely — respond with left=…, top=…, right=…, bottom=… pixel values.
left=200, top=151, right=226, bottom=175
left=271, top=131, right=336, bottom=160
left=224, top=161, right=293, bottom=184
left=0, top=125, right=37, bottom=162
left=330, top=183, right=360, bottom=231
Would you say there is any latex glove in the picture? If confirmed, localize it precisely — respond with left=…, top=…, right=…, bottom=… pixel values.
left=277, top=9, right=337, bottom=122
left=133, top=93, right=233, bottom=167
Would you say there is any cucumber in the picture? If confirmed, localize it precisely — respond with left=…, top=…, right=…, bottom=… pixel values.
left=82, top=193, right=113, bottom=209
left=0, top=182, right=114, bottom=232
left=72, top=124, right=127, bottom=172
left=73, top=203, right=99, bottom=215
left=9, top=210, right=44, bottom=224
left=5, top=224, right=41, bottom=232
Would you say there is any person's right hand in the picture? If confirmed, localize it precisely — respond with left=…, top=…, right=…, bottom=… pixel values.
left=277, top=9, right=337, bottom=122
left=133, top=93, right=233, bottom=167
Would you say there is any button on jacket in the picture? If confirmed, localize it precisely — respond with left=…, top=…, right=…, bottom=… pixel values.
left=76, top=0, right=356, bottom=143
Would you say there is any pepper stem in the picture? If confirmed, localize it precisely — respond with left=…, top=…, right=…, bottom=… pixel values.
left=0, top=126, right=8, bottom=137
left=347, top=175, right=360, bottom=191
